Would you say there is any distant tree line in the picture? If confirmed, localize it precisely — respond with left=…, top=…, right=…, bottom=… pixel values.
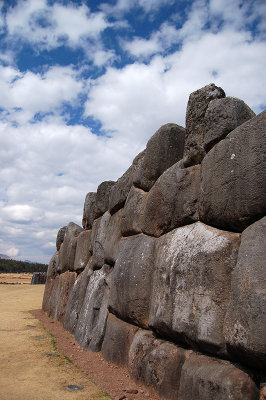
left=0, top=258, right=48, bottom=273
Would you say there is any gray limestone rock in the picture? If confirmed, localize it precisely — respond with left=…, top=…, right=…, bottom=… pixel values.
left=142, top=161, right=200, bottom=237
left=94, top=180, right=115, bottom=219
left=63, top=263, right=93, bottom=333
left=74, top=230, right=92, bottom=271
left=46, top=251, right=59, bottom=279
left=121, top=186, right=147, bottom=236
left=91, top=212, right=111, bottom=269
left=45, top=275, right=60, bottom=318
left=203, top=96, right=255, bottom=152
left=184, top=83, right=225, bottom=166
left=109, top=166, right=133, bottom=214
left=199, top=111, right=266, bottom=232
left=178, top=352, right=259, bottom=400
left=56, top=226, right=67, bottom=251
left=53, top=271, right=77, bottom=322
left=149, top=222, right=240, bottom=356
left=102, top=313, right=139, bottom=367
left=109, top=234, right=155, bottom=328
left=129, top=330, right=189, bottom=400
left=31, top=272, right=47, bottom=284
left=224, top=217, right=266, bottom=370
left=59, top=222, right=83, bottom=272
left=133, top=124, right=185, bottom=191
left=103, top=209, right=122, bottom=265
left=42, top=276, right=55, bottom=312
left=82, top=192, right=96, bottom=229
left=74, top=266, right=110, bottom=351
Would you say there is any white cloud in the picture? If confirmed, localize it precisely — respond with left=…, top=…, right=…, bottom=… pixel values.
left=5, top=0, right=110, bottom=52
left=2, top=204, right=41, bottom=223
left=0, top=64, right=83, bottom=124
left=6, top=247, right=19, bottom=257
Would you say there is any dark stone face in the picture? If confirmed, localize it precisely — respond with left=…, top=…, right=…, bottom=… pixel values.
left=94, top=180, right=115, bottom=219
left=199, top=111, right=266, bottom=232
left=82, top=192, right=96, bottom=230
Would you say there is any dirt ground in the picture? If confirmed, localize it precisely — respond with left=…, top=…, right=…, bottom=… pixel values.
left=0, top=280, right=159, bottom=400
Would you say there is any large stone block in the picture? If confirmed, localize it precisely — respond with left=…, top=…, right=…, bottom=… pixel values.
left=63, top=263, right=93, bottom=333
left=178, top=352, right=259, bottom=400
left=203, top=97, right=255, bottom=152
left=108, top=166, right=133, bottom=214
left=133, top=123, right=185, bottom=191
left=102, top=313, right=139, bottom=367
left=200, top=111, right=266, bottom=232
left=91, top=211, right=122, bottom=269
left=54, top=271, right=77, bottom=322
left=45, top=275, right=60, bottom=318
left=121, top=186, right=147, bottom=236
left=82, top=192, right=96, bottom=229
left=59, top=222, right=83, bottom=272
left=74, top=230, right=92, bottom=271
left=42, top=276, right=55, bottom=312
left=224, top=217, right=266, bottom=370
left=94, top=180, right=115, bottom=219
left=74, top=265, right=111, bottom=352
left=56, top=226, right=67, bottom=251
left=129, top=330, right=188, bottom=400
left=46, top=251, right=59, bottom=279
left=184, top=83, right=225, bottom=166
left=109, top=234, right=155, bottom=328
left=142, top=161, right=200, bottom=237
left=149, top=222, right=240, bottom=356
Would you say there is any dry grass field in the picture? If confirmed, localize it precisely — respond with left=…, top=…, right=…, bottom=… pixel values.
left=0, top=272, right=33, bottom=285
left=0, top=281, right=110, bottom=400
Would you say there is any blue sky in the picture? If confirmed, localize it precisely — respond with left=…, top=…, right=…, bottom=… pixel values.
left=0, top=0, right=265, bottom=263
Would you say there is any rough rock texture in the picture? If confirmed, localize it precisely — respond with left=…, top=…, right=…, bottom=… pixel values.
left=94, top=181, right=115, bottom=219
left=203, top=96, right=255, bottom=152
left=82, top=192, right=96, bottom=229
left=178, top=352, right=259, bottom=400
left=31, top=272, right=47, bottom=284
left=63, top=264, right=93, bottom=333
left=133, top=123, right=185, bottom=191
left=149, top=222, right=240, bottom=356
left=74, top=230, right=92, bottom=271
left=54, top=271, right=76, bottom=322
left=56, top=226, right=67, bottom=251
left=109, top=166, right=133, bottom=214
left=59, top=222, right=83, bottom=272
left=121, top=186, right=147, bottom=236
left=129, top=330, right=189, bottom=400
left=74, top=266, right=110, bottom=351
left=42, top=84, right=265, bottom=398
left=102, top=313, right=139, bottom=367
left=184, top=83, right=225, bottom=166
left=109, top=234, right=155, bottom=328
left=200, top=111, right=266, bottom=232
left=142, top=161, right=200, bottom=237
left=224, top=217, right=266, bottom=370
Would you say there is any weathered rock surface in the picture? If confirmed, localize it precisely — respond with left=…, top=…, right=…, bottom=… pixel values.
left=102, top=313, right=139, bottom=367
left=129, top=330, right=188, bottom=400
left=56, top=226, right=67, bottom=251
left=74, top=230, right=92, bottom=271
left=121, top=186, right=147, bottom=236
left=109, top=166, right=133, bottom=214
left=178, top=352, right=259, bottom=400
left=94, top=181, right=115, bottom=219
left=46, top=251, right=59, bottom=279
left=82, top=192, right=96, bottom=229
left=31, top=272, right=47, bottom=284
left=200, top=110, right=266, bottom=232
left=54, top=271, right=76, bottom=322
left=149, top=222, right=240, bottom=355
left=203, top=96, right=255, bottom=152
left=45, top=275, right=59, bottom=318
left=59, top=222, right=83, bottom=272
left=133, top=124, right=185, bottom=191
left=142, top=161, right=200, bottom=237
left=109, top=234, right=155, bottom=328
left=63, top=264, right=93, bottom=333
left=74, top=266, right=110, bottom=351
left=184, top=83, right=225, bottom=166
left=224, top=217, right=266, bottom=370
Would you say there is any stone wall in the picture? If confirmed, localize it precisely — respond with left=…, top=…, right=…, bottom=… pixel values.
left=42, top=84, right=266, bottom=400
